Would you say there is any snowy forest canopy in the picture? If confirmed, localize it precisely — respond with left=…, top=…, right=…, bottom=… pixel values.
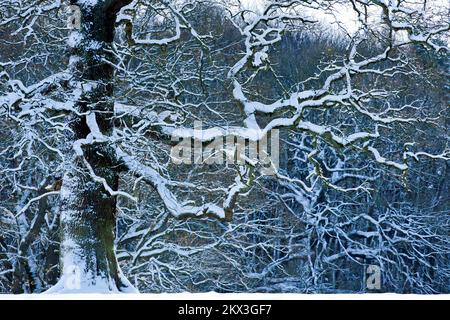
left=0, top=0, right=449, bottom=294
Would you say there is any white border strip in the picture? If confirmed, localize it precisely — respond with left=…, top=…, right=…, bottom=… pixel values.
left=0, top=293, right=449, bottom=300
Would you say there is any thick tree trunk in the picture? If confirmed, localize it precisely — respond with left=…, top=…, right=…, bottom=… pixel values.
left=46, top=0, right=135, bottom=293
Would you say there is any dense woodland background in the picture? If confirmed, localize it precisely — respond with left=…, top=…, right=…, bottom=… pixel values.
left=0, top=0, right=449, bottom=293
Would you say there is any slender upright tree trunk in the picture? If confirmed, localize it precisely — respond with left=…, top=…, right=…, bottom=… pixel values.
left=46, top=0, right=135, bottom=293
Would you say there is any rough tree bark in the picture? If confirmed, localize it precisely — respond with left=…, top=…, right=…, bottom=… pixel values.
left=46, top=0, right=135, bottom=293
